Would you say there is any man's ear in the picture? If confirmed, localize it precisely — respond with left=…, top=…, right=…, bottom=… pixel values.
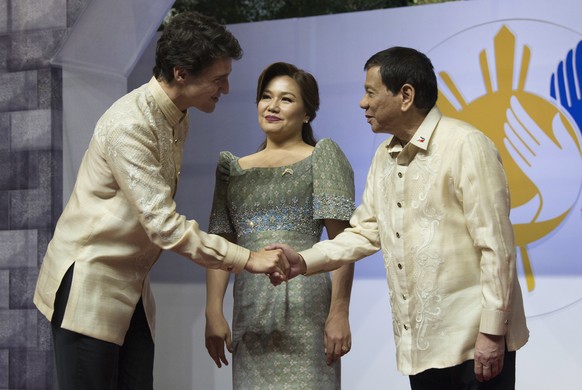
left=174, top=66, right=188, bottom=82
left=400, top=84, right=415, bottom=111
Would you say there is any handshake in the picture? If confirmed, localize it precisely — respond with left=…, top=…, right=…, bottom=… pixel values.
left=244, top=243, right=307, bottom=285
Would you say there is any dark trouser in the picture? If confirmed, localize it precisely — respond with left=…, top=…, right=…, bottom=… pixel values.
left=409, top=348, right=516, bottom=390
left=51, top=265, right=154, bottom=390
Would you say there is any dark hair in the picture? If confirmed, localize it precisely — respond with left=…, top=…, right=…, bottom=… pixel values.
left=256, top=62, right=319, bottom=149
left=364, top=46, right=437, bottom=110
left=153, top=11, right=243, bottom=82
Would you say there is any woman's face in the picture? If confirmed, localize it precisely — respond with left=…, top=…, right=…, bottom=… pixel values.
left=257, top=75, right=309, bottom=140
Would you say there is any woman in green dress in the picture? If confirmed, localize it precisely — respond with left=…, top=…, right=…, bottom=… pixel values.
left=204, top=62, right=356, bottom=389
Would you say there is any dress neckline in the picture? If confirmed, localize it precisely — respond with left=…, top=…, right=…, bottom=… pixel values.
left=234, top=151, right=313, bottom=173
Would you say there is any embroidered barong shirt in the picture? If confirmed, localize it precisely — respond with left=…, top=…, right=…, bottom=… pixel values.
left=34, top=77, right=250, bottom=345
left=300, top=107, right=529, bottom=375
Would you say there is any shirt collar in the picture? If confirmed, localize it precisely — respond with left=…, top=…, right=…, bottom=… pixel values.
left=409, top=106, right=441, bottom=150
left=386, top=106, right=442, bottom=153
left=147, top=77, right=186, bottom=127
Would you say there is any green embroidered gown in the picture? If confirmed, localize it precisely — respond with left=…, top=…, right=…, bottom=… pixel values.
left=209, top=138, right=355, bottom=389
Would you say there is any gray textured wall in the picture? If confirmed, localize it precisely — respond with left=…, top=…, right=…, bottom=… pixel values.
left=0, top=0, right=89, bottom=388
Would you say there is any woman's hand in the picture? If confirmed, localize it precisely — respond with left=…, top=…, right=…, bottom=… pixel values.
left=205, top=311, right=232, bottom=368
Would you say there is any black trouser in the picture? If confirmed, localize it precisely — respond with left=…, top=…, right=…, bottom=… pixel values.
left=409, top=348, right=516, bottom=390
left=51, top=265, right=154, bottom=390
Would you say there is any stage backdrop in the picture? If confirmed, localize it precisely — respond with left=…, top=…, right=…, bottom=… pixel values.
left=58, top=0, right=582, bottom=388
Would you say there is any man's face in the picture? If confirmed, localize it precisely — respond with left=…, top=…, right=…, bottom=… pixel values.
left=182, top=57, right=232, bottom=113
left=359, top=66, right=401, bottom=134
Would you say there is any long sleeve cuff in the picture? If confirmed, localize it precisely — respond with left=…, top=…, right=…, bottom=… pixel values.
left=221, top=243, right=250, bottom=273
left=479, top=308, right=510, bottom=335
left=299, top=247, right=329, bottom=275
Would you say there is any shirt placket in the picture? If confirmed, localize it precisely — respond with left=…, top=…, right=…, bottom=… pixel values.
left=393, top=149, right=413, bottom=372
left=171, top=124, right=185, bottom=198
left=392, top=164, right=412, bottom=361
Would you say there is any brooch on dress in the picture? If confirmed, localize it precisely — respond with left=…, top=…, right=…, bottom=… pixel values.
left=282, top=168, right=294, bottom=176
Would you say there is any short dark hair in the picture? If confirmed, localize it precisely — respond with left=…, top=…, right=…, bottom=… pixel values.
left=256, top=62, right=319, bottom=148
left=364, top=46, right=437, bottom=110
left=153, top=11, right=243, bottom=82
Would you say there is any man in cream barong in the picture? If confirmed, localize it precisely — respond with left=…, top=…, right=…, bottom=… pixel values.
left=271, top=47, right=529, bottom=390
left=34, top=11, right=288, bottom=390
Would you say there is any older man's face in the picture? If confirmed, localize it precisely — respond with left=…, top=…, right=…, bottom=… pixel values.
left=359, top=66, right=402, bottom=135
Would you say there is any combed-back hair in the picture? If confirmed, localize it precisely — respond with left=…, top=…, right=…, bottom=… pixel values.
left=364, top=46, right=438, bottom=110
left=153, top=11, right=243, bottom=82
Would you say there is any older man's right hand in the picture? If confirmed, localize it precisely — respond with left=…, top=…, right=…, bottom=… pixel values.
left=264, top=243, right=307, bottom=284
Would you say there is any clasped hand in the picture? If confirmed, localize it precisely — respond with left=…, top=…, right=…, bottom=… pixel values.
left=245, top=248, right=290, bottom=284
left=263, top=243, right=307, bottom=285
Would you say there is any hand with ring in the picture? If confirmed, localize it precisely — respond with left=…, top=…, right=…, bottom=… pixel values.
left=323, top=308, right=352, bottom=365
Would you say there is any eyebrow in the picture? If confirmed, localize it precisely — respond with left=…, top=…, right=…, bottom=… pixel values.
left=264, top=88, right=298, bottom=97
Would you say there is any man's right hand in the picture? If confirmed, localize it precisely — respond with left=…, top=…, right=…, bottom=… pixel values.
left=264, top=243, right=307, bottom=283
left=244, top=249, right=289, bottom=283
